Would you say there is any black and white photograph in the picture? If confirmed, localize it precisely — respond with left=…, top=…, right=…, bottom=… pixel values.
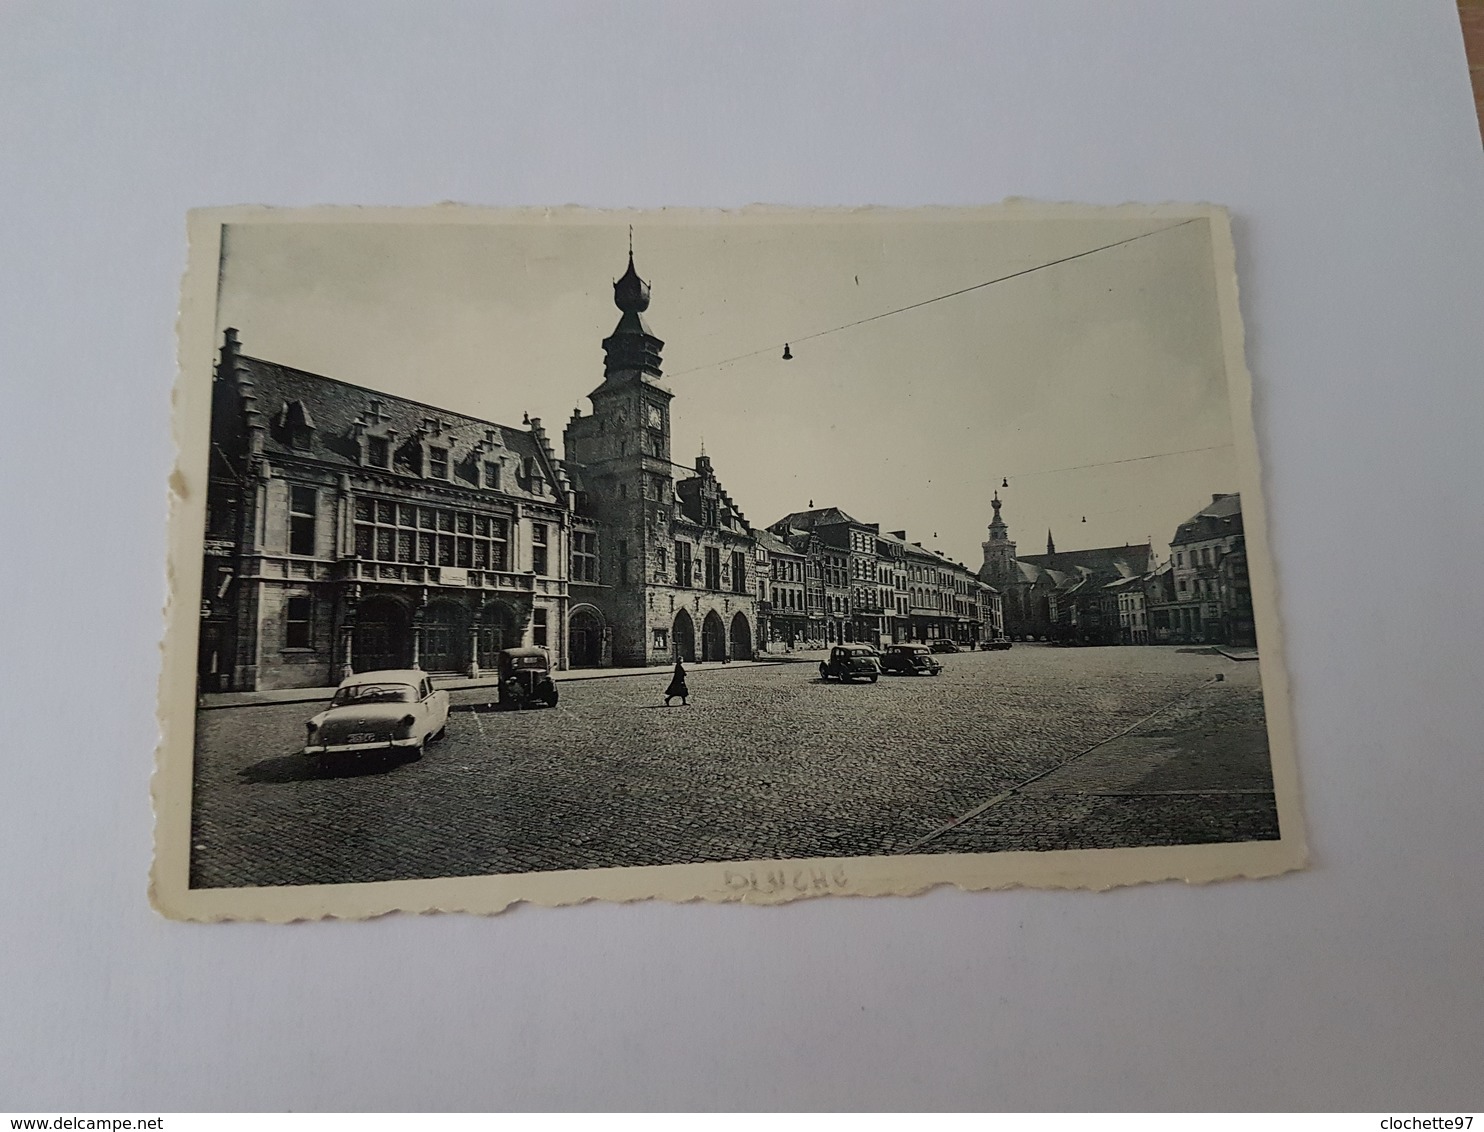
left=153, top=204, right=1303, bottom=919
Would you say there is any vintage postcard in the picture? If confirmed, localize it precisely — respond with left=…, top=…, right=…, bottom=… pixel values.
left=153, top=204, right=1305, bottom=921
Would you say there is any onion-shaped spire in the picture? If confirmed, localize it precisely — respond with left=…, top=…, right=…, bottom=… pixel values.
left=614, top=250, right=651, bottom=314
left=602, top=233, right=664, bottom=380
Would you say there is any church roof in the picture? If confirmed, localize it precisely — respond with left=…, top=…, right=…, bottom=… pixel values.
left=1016, top=542, right=1154, bottom=578
left=229, top=354, right=557, bottom=504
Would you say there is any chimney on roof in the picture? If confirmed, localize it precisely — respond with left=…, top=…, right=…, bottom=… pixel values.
left=891, top=530, right=906, bottom=540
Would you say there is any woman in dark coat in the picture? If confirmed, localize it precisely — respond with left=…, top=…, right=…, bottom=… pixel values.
left=663, top=661, right=689, bottom=707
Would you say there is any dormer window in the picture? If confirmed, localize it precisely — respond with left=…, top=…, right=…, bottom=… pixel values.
left=367, top=436, right=390, bottom=469
left=279, top=399, right=316, bottom=453
left=483, top=461, right=501, bottom=490
left=428, top=446, right=449, bottom=479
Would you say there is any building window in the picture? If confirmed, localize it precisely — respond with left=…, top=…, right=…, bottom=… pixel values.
left=652, top=628, right=668, bottom=651
left=731, top=551, right=747, bottom=594
left=618, top=539, right=629, bottom=584
left=675, top=541, right=693, bottom=587
left=704, top=546, right=722, bottom=591
left=353, top=500, right=511, bottom=571
left=284, top=595, right=312, bottom=649
left=572, top=531, right=598, bottom=582
left=289, top=486, right=317, bottom=556
left=532, top=609, right=548, bottom=647
left=367, top=437, right=389, bottom=469
left=428, top=446, right=449, bottom=480
left=531, top=523, right=549, bottom=576
left=656, top=545, right=667, bottom=574
left=483, top=462, right=501, bottom=490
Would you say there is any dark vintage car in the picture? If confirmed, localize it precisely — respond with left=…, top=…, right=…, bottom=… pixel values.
left=819, top=644, right=882, bottom=683
left=984, top=637, right=1013, bottom=651
left=929, top=639, right=961, bottom=653
left=497, top=647, right=559, bottom=708
left=879, top=643, right=943, bottom=676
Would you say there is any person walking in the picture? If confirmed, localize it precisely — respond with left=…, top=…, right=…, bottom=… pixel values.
left=663, top=660, right=689, bottom=707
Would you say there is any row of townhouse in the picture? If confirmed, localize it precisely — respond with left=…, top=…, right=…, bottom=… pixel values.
left=977, top=490, right=1254, bottom=648
left=756, top=508, right=1004, bottom=651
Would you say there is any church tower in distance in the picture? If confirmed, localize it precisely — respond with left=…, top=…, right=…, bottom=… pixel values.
left=980, top=492, right=1018, bottom=588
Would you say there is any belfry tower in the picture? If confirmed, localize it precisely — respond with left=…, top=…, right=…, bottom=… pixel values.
left=980, top=492, right=1018, bottom=588
left=563, top=242, right=677, bottom=664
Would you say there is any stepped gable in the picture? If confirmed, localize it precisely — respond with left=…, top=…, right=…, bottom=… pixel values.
left=233, top=354, right=558, bottom=503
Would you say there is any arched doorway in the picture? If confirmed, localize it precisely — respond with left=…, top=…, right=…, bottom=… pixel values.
left=352, top=596, right=412, bottom=672
left=729, top=612, right=753, bottom=660
left=477, top=602, right=518, bottom=667
left=701, top=610, right=727, bottom=661
left=421, top=601, right=470, bottom=673
left=672, top=609, right=696, bottom=663
left=569, top=607, right=604, bottom=668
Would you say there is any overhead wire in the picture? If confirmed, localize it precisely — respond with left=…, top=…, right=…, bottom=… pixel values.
left=667, top=217, right=1200, bottom=378
left=1003, top=443, right=1234, bottom=481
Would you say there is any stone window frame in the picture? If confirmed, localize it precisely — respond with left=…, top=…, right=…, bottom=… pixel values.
left=572, top=530, right=599, bottom=583
left=531, top=522, right=550, bottom=576
left=283, top=592, right=314, bottom=651
left=288, top=485, right=318, bottom=557
left=353, top=499, right=511, bottom=572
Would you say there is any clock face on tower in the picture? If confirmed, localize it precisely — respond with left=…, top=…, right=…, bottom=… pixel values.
left=645, top=403, right=663, bottom=429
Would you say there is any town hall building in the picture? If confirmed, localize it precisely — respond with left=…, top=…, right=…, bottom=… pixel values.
left=198, top=249, right=757, bottom=692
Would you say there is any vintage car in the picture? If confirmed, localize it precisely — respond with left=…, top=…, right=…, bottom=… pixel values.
left=304, top=670, right=449, bottom=759
left=497, top=647, right=560, bottom=709
left=929, top=639, right=961, bottom=653
left=984, top=637, right=1013, bottom=651
left=879, top=643, right=943, bottom=676
left=818, top=644, right=882, bottom=683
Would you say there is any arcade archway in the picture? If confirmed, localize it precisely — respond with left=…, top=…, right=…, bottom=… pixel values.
left=421, top=600, right=470, bottom=673
left=672, top=609, right=696, bottom=663
left=729, top=612, right=753, bottom=661
left=569, top=606, right=604, bottom=668
left=352, top=596, right=412, bottom=673
left=701, top=610, right=727, bottom=662
left=477, top=602, right=519, bottom=670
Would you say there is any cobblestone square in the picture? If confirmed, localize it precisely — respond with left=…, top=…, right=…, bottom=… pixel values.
left=188, top=645, right=1278, bottom=889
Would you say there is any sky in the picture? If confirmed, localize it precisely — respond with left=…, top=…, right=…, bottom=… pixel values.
left=214, top=209, right=1241, bottom=570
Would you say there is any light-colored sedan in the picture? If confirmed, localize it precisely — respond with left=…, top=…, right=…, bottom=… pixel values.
left=304, top=670, right=450, bottom=759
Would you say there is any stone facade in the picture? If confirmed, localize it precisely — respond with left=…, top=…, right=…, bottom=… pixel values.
left=199, top=331, right=578, bottom=692
left=561, top=251, right=758, bottom=667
